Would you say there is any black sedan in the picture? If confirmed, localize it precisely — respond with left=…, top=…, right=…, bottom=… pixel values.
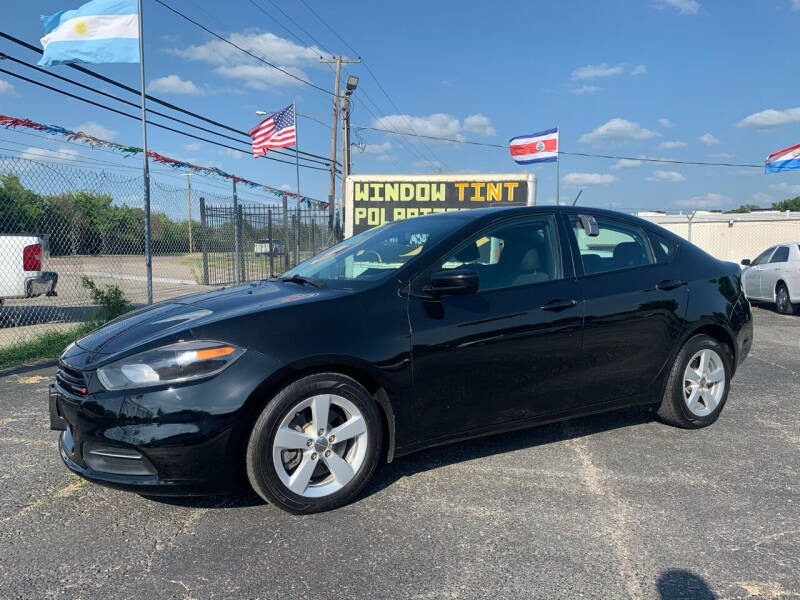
left=50, top=206, right=753, bottom=513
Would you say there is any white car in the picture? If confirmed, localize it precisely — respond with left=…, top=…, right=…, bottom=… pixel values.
left=0, top=234, right=58, bottom=307
left=741, top=243, right=800, bottom=315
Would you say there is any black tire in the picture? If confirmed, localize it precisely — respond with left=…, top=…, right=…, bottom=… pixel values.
left=775, top=282, right=797, bottom=315
left=657, top=334, right=732, bottom=429
left=246, top=372, right=382, bottom=514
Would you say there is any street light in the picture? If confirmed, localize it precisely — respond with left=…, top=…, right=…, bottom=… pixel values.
left=345, top=75, right=359, bottom=94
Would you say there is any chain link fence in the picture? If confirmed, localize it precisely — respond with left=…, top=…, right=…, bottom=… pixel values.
left=0, top=155, right=337, bottom=349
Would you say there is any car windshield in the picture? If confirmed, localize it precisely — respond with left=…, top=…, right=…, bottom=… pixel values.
left=280, top=216, right=466, bottom=288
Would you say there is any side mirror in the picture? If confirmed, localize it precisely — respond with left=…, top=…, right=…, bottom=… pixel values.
left=425, top=269, right=479, bottom=297
left=740, top=259, right=751, bottom=266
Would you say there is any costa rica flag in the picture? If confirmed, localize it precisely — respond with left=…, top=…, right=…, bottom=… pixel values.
left=509, top=127, right=559, bottom=164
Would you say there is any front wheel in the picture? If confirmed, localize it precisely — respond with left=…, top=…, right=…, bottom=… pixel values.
left=246, top=373, right=382, bottom=514
left=776, top=283, right=797, bottom=315
left=657, top=334, right=732, bottom=428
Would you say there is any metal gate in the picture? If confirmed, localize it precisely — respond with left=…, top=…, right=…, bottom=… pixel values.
left=199, top=200, right=335, bottom=286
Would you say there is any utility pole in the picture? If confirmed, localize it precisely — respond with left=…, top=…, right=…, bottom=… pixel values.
left=340, top=75, right=359, bottom=238
left=320, top=56, right=360, bottom=232
left=185, top=173, right=193, bottom=253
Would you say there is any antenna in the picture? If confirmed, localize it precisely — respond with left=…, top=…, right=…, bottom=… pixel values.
left=572, top=190, right=583, bottom=206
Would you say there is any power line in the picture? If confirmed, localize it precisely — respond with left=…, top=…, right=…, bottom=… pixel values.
left=151, top=0, right=333, bottom=95
left=355, top=126, right=764, bottom=169
left=0, top=31, right=336, bottom=165
left=294, top=0, right=448, bottom=171
left=0, top=52, right=332, bottom=168
left=0, top=67, right=335, bottom=172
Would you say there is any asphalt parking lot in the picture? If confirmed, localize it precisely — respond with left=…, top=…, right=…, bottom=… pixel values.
left=0, top=306, right=797, bottom=600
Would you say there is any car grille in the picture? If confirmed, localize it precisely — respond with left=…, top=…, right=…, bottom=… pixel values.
left=56, top=363, right=87, bottom=396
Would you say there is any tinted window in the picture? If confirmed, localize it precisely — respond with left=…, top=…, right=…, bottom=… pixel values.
left=649, top=231, right=678, bottom=263
left=752, top=248, right=774, bottom=266
left=770, top=246, right=790, bottom=263
left=438, top=215, right=562, bottom=292
left=569, top=215, right=654, bottom=275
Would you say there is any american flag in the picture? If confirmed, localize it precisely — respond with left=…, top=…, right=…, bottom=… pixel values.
left=249, top=104, right=297, bottom=157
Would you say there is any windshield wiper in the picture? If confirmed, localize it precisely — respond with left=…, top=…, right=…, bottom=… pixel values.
left=277, top=274, right=326, bottom=288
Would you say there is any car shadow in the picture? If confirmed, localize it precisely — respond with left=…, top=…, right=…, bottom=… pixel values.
left=148, top=404, right=656, bottom=511
left=360, top=404, right=656, bottom=501
left=657, top=568, right=716, bottom=599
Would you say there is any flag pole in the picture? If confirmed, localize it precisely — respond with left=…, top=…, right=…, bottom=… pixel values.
left=294, top=102, right=300, bottom=207
left=137, top=0, right=152, bottom=304
left=556, top=126, right=560, bottom=206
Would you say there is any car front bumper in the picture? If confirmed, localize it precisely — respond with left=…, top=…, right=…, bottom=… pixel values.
left=48, top=351, right=272, bottom=495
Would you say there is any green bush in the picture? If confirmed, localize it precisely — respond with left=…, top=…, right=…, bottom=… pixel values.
left=81, top=276, right=134, bottom=323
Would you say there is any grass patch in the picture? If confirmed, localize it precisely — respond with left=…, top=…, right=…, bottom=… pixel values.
left=0, top=323, right=94, bottom=371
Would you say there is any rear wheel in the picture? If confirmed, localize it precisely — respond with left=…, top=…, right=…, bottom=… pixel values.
left=657, top=334, right=731, bottom=428
left=246, top=373, right=382, bottom=514
left=775, top=282, right=796, bottom=315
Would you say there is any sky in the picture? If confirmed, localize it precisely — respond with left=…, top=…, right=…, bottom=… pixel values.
left=1, top=0, right=799, bottom=212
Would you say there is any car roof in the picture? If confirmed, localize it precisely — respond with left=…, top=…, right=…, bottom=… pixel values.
left=414, top=205, right=659, bottom=229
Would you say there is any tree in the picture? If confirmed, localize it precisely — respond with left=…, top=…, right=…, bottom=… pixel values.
left=772, top=196, right=800, bottom=212
left=725, top=204, right=762, bottom=214
left=0, top=174, right=45, bottom=233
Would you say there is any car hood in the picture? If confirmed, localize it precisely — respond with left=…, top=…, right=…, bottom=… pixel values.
left=67, top=280, right=346, bottom=367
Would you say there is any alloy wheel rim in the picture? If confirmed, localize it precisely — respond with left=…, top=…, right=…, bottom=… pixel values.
left=683, top=348, right=725, bottom=417
left=778, top=288, right=788, bottom=312
left=272, top=394, right=368, bottom=498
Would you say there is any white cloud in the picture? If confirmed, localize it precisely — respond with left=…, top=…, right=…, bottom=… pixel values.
left=570, top=85, right=600, bottom=95
left=373, top=112, right=496, bottom=141
left=611, top=158, right=642, bottom=169
left=571, top=63, right=624, bottom=80
left=737, top=106, right=800, bottom=130
left=631, top=64, right=647, bottom=76
left=653, top=0, right=700, bottom=15
left=752, top=192, right=772, bottom=204
left=413, top=159, right=444, bottom=171
left=658, top=118, right=673, bottom=128
left=579, top=118, right=659, bottom=144
left=791, top=0, right=800, bottom=11
left=148, top=74, right=202, bottom=95
left=769, top=182, right=800, bottom=196
left=170, top=31, right=322, bottom=89
left=73, top=121, right=118, bottom=141
left=280, top=184, right=292, bottom=192
left=361, top=142, right=392, bottom=154
left=699, top=133, right=720, bottom=146
left=220, top=148, right=244, bottom=161
left=0, top=79, right=17, bottom=96
left=20, top=146, right=81, bottom=165
left=675, top=192, right=731, bottom=209
left=183, top=142, right=202, bottom=152
left=647, top=170, right=685, bottom=182
left=462, top=113, right=496, bottom=137
left=376, top=154, right=394, bottom=162
left=561, top=172, right=618, bottom=186
left=658, top=140, right=687, bottom=149
left=709, top=152, right=735, bottom=159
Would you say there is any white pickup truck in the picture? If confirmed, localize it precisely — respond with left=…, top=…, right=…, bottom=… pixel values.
left=0, top=234, right=58, bottom=307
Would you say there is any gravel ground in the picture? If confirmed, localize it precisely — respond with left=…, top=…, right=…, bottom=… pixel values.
left=0, top=306, right=797, bottom=600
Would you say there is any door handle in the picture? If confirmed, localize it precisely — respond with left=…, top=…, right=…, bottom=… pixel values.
left=540, top=298, right=578, bottom=311
left=655, top=279, right=687, bottom=291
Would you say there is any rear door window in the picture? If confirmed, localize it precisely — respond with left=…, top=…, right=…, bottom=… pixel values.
left=569, top=215, right=654, bottom=275
left=770, top=246, right=789, bottom=263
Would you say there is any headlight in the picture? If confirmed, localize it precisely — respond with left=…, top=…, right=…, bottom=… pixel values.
left=96, top=340, right=245, bottom=391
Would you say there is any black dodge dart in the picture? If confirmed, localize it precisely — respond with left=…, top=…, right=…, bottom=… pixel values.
left=50, top=206, right=753, bottom=513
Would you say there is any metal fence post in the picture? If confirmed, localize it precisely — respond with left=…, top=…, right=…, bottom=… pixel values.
left=294, top=208, right=300, bottom=268
left=237, top=203, right=245, bottom=282
left=199, top=196, right=209, bottom=286
left=267, top=207, right=274, bottom=277
left=232, top=179, right=241, bottom=284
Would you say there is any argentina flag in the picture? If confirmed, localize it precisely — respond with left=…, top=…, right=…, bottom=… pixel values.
left=39, top=0, right=139, bottom=66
